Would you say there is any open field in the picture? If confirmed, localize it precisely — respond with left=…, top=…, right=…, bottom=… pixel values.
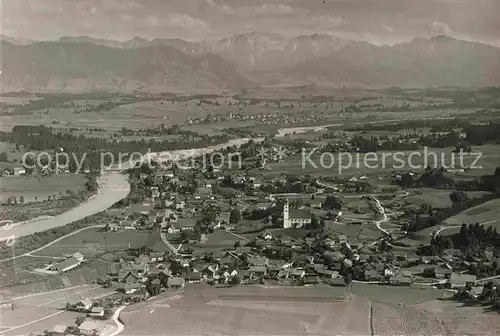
left=351, top=283, right=449, bottom=306
left=405, top=189, right=491, bottom=209
left=417, top=299, right=500, bottom=336
left=121, top=285, right=370, bottom=336
left=0, top=96, right=42, bottom=105
left=34, top=227, right=150, bottom=258
left=185, top=230, right=249, bottom=253
left=372, top=302, right=446, bottom=336
left=265, top=145, right=500, bottom=177
left=395, top=197, right=500, bottom=247
left=13, top=284, right=114, bottom=309
left=0, top=174, right=87, bottom=203
left=444, top=198, right=500, bottom=226
left=0, top=142, right=36, bottom=170
left=0, top=256, right=56, bottom=286
left=325, top=221, right=363, bottom=239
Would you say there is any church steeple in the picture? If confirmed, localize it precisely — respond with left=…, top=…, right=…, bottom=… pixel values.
left=283, top=198, right=290, bottom=229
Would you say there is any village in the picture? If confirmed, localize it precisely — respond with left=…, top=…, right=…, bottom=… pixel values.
left=11, top=136, right=496, bottom=336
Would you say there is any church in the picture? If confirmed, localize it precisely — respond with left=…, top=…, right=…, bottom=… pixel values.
left=282, top=198, right=312, bottom=229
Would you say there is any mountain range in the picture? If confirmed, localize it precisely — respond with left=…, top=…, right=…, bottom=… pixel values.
left=1, top=33, right=499, bottom=92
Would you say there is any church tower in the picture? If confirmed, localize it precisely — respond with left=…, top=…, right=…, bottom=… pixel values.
left=283, top=198, right=290, bottom=229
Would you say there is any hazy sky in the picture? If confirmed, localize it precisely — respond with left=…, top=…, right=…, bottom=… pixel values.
left=1, top=0, right=499, bottom=45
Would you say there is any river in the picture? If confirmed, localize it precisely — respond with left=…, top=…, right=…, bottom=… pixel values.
left=0, top=137, right=263, bottom=240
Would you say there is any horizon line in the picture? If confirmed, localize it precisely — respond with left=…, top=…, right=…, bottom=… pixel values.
left=1, top=32, right=499, bottom=48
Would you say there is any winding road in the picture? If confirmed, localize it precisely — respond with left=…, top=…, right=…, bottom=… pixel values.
left=433, top=220, right=498, bottom=239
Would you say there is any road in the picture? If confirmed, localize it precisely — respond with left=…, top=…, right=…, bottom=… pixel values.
left=109, top=306, right=126, bottom=336
left=371, top=197, right=390, bottom=236
left=275, top=116, right=457, bottom=137
left=433, top=220, right=498, bottom=239
left=160, top=232, right=181, bottom=255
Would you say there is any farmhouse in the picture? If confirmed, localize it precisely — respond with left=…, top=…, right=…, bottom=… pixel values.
left=0, top=297, right=13, bottom=309
left=48, top=325, right=68, bottom=336
left=167, top=277, right=185, bottom=289
left=389, top=275, right=413, bottom=286
left=52, top=253, right=84, bottom=273
left=73, top=298, right=93, bottom=312
left=185, top=271, right=202, bottom=283
left=310, top=200, right=323, bottom=209
left=119, top=270, right=141, bottom=284
left=249, top=266, right=267, bottom=278
left=248, top=256, right=269, bottom=267
left=13, top=167, right=26, bottom=176
left=89, top=307, right=105, bottom=319
left=78, top=320, right=115, bottom=336
left=448, top=273, right=477, bottom=289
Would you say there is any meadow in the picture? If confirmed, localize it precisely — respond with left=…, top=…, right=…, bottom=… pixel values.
left=35, top=227, right=150, bottom=258
left=443, top=198, right=500, bottom=226
left=265, top=145, right=500, bottom=177
left=405, top=188, right=491, bottom=209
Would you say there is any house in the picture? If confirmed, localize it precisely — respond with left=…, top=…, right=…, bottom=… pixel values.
left=5, top=196, right=17, bottom=205
left=201, top=265, right=218, bottom=279
left=125, top=287, right=150, bottom=302
left=107, top=223, right=119, bottom=232
left=389, top=275, right=412, bottom=286
left=119, top=270, right=141, bottom=284
left=73, top=252, right=84, bottom=262
left=234, top=246, right=252, bottom=254
left=448, top=273, right=477, bottom=289
left=303, top=275, right=320, bottom=285
left=309, top=200, right=323, bottom=209
left=283, top=199, right=311, bottom=228
left=324, top=251, right=344, bottom=271
left=337, top=235, right=348, bottom=244
left=249, top=266, right=267, bottom=278
left=167, top=277, right=185, bottom=289
left=150, top=252, right=165, bottom=262
left=248, top=257, right=269, bottom=267
left=195, top=187, right=212, bottom=198
left=163, top=209, right=178, bottom=223
left=185, top=271, right=202, bottom=283
left=78, top=320, right=115, bottom=336
left=429, top=267, right=452, bottom=279
left=317, top=269, right=339, bottom=279
left=305, top=186, right=317, bottom=193
left=116, top=282, right=143, bottom=294
left=88, top=307, right=105, bottom=319
left=364, top=269, right=379, bottom=281
left=259, top=231, right=274, bottom=241
left=329, top=277, right=346, bottom=287
left=47, top=325, right=68, bottom=336
left=290, top=268, right=306, bottom=278
left=277, top=269, right=290, bottom=279
left=74, top=299, right=93, bottom=312
left=52, top=256, right=82, bottom=273
left=13, top=167, right=26, bottom=176
left=343, top=259, right=353, bottom=268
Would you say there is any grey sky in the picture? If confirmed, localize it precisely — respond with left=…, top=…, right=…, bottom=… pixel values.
left=1, top=0, right=499, bottom=45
